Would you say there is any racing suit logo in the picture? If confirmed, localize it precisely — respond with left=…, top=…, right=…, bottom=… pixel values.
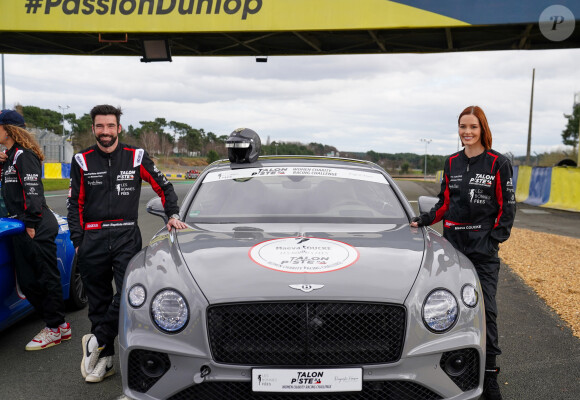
left=117, top=170, right=135, bottom=181
left=469, top=173, right=495, bottom=187
left=469, top=188, right=491, bottom=204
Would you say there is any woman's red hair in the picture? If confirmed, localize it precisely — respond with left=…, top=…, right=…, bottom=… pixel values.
left=458, top=106, right=492, bottom=150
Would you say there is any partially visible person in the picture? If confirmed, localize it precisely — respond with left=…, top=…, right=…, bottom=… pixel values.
left=67, top=104, right=187, bottom=383
left=0, top=109, right=70, bottom=350
left=410, top=105, right=516, bottom=400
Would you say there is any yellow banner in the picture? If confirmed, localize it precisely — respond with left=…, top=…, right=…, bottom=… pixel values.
left=44, top=163, right=63, bottom=179
left=543, top=167, right=580, bottom=212
left=2, top=0, right=468, bottom=33
left=515, top=165, right=532, bottom=203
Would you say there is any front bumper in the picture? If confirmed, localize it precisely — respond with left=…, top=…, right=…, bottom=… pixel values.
left=121, top=345, right=482, bottom=400
left=121, top=300, right=483, bottom=400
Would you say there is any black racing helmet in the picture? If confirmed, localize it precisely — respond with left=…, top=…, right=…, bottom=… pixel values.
left=226, top=128, right=261, bottom=163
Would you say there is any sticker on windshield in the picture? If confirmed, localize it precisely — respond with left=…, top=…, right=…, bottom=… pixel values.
left=250, top=237, right=359, bottom=273
left=203, top=167, right=388, bottom=184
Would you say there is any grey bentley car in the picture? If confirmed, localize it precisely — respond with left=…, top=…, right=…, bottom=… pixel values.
left=119, top=137, right=485, bottom=399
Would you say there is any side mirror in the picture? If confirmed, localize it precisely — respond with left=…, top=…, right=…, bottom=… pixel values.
left=418, top=196, right=439, bottom=214
left=146, top=197, right=168, bottom=224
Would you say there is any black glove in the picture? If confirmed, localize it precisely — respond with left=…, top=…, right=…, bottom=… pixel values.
left=410, top=216, right=425, bottom=227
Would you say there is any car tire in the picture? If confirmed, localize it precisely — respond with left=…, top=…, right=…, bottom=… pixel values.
left=66, top=255, right=88, bottom=310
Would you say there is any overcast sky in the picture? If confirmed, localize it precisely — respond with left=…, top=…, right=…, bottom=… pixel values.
left=2, top=48, right=579, bottom=156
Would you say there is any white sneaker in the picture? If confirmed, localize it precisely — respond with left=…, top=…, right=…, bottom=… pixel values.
left=60, top=322, right=72, bottom=341
left=85, top=356, right=115, bottom=383
left=81, top=334, right=104, bottom=378
left=25, top=327, right=61, bottom=351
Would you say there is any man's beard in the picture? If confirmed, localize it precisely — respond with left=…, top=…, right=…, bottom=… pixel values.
left=96, top=134, right=117, bottom=148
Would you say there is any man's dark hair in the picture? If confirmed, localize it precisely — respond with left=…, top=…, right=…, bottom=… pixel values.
left=90, top=104, right=123, bottom=125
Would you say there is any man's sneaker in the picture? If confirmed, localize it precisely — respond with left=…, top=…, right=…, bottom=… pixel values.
left=25, top=327, right=61, bottom=351
left=81, top=334, right=105, bottom=378
left=483, top=367, right=503, bottom=400
left=60, top=322, right=72, bottom=341
left=85, top=356, right=115, bottom=383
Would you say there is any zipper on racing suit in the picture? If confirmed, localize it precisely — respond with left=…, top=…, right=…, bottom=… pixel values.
left=108, top=156, right=112, bottom=251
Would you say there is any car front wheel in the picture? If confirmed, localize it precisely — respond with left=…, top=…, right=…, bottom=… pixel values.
left=66, top=255, right=88, bottom=310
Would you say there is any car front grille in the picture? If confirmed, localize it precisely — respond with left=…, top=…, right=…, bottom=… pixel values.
left=168, top=381, right=443, bottom=400
left=207, top=302, right=406, bottom=365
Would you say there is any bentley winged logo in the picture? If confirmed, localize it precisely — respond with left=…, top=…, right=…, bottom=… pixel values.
left=289, top=284, right=324, bottom=293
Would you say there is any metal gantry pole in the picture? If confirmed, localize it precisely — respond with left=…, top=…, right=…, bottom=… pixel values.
left=58, top=105, right=70, bottom=163
left=526, top=68, right=535, bottom=165
left=420, top=138, right=432, bottom=180
left=575, top=92, right=580, bottom=168
left=1, top=54, right=5, bottom=109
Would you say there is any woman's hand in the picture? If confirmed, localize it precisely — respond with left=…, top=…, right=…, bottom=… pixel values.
left=409, top=216, right=424, bottom=228
left=26, top=227, right=35, bottom=239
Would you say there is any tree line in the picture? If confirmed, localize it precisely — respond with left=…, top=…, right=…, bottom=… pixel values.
left=17, top=103, right=579, bottom=171
left=11, top=104, right=447, bottom=173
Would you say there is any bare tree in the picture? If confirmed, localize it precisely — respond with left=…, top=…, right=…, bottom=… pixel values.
left=141, top=130, right=159, bottom=154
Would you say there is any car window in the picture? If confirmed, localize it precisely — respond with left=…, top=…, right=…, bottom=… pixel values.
left=185, top=166, right=407, bottom=223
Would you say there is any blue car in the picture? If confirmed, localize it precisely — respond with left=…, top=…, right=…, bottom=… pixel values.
left=0, top=191, right=87, bottom=332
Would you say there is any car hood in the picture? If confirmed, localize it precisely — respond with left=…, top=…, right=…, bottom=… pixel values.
left=176, top=224, right=425, bottom=304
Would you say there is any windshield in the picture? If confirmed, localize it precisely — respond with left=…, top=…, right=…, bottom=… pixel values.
left=185, top=166, right=407, bottom=224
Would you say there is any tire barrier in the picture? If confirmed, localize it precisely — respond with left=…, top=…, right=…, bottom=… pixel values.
left=42, top=162, right=69, bottom=179
left=515, top=165, right=532, bottom=203
left=542, top=167, right=580, bottom=212
left=514, top=166, right=580, bottom=212
left=46, top=164, right=579, bottom=211
left=41, top=163, right=186, bottom=180
left=525, top=167, right=552, bottom=207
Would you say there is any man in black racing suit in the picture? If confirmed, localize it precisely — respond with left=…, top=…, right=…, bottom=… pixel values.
left=67, top=104, right=187, bottom=383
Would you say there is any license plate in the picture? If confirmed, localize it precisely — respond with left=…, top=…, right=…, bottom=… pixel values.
left=252, top=368, right=362, bottom=392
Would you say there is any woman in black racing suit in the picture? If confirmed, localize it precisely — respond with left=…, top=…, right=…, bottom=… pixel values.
left=410, top=105, right=516, bottom=400
left=0, top=109, right=70, bottom=351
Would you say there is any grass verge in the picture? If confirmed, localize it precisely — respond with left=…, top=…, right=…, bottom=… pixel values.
left=43, top=179, right=70, bottom=191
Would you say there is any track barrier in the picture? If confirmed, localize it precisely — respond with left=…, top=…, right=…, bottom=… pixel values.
left=436, top=165, right=580, bottom=212
left=41, top=163, right=187, bottom=180
left=46, top=163, right=579, bottom=212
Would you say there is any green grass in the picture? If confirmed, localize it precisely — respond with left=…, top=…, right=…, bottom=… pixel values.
left=43, top=179, right=70, bottom=191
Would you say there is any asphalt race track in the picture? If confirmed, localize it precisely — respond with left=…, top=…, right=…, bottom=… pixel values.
left=0, top=179, right=578, bottom=400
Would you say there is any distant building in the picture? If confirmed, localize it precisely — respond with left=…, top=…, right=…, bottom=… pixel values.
left=30, top=128, right=73, bottom=163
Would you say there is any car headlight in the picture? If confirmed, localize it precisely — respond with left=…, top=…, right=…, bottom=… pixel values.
left=461, top=284, right=478, bottom=308
left=151, top=289, right=189, bottom=333
left=128, top=284, right=146, bottom=308
left=422, top=289, right=458, bottom=333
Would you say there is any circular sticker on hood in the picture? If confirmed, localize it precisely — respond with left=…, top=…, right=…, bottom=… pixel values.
left=250, top=237, right=359, bottom=273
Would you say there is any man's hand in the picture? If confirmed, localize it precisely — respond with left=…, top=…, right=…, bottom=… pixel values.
left=167, top=217, right=188, bottom=232
left=26, top=227, right=35, bottom=239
